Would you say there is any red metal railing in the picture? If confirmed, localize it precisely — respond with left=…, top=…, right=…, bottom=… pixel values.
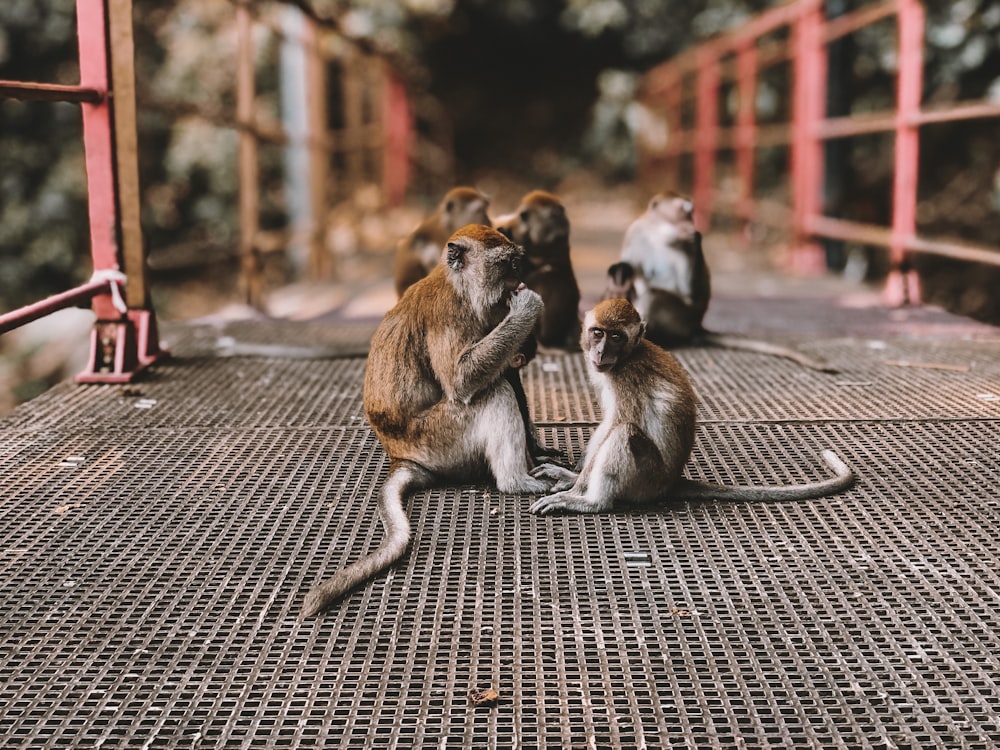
left=0, top=0, right=165, bottom=382
left=638, top=0, right=1000, bottom=304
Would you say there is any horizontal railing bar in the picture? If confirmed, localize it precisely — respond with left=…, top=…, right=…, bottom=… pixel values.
left=0, top=279, right=110, bottom=335
left=808, top=216, right=1000, bottom=266
left=0, top=80, right=103, bottom=103
left=821, top=0, right=897, bottom=43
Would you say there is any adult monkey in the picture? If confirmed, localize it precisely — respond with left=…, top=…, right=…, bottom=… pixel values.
left=530, top=298, right=854, bottom=515
left=303, top=225, right=558, bottom=616
left=612, top=191, right=836, bottom=372
left=496, top=190, right=582, bottom=349
left=392, top=185, right=492, bottom=298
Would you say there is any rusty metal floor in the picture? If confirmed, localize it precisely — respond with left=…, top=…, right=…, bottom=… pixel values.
left=2, top=298, right=1000, bottom=749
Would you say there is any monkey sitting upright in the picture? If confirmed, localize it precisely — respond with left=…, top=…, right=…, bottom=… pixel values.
left=609, top=191, right=836, bottom=372
left=303, top=225, right=561, bottom=616
left=530, top=298, right=853, bottom=515
left=496, top=190, right=582, bottom=350
left=392, top=185, right=491, bottom=298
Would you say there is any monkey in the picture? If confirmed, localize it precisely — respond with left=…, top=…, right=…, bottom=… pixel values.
left=394, top=187, right=559, bottom=464
left=303, top=225, right=560, bottom=616
left=496, top=190, right=582, bottom=350
left=612, top=191, right=836, bottom=372
left=604, top=261, right=701, bottom=345
left=529, top=298, right=854, bottom=515
left=392, top=186, right=492, bottom=298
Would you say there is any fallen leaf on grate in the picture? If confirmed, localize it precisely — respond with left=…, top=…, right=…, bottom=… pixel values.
left=54, top=503, right=83, bottom=514
left=468, top=687, right=500, bottom=707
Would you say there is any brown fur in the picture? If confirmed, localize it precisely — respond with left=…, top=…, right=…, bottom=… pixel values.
left=392, top=186, right=491, bottom=298
left=497, top=190, right=582, bottom=349
left=303, top=225, right=557, bottom=616
left=530, top=299, right=854, bottom=514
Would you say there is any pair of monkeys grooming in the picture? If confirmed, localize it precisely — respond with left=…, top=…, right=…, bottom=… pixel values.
left=301, top=216, right=853, bottom=617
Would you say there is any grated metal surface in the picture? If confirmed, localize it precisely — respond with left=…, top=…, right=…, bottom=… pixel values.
left=3, top=302, right=1000, bottom=749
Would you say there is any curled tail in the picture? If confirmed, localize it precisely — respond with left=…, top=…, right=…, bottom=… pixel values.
left=301, top=460, right=433, bottom=618
left=699, top=331, right=837, bottom=373
left=674, top=450, right=854, bottom=502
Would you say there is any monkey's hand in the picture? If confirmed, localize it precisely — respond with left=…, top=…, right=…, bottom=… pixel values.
left=530, top=463, right=577, bottom=492
left=530, top=490, right=612, bottom=515
left=507, top=286, right=544, bottom=324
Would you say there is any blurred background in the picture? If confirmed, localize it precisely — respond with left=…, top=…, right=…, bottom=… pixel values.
left=1, top=0, right=999, bottom=413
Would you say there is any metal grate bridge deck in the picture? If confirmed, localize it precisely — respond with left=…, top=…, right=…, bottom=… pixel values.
left=2, top=299, right=999, bottom=749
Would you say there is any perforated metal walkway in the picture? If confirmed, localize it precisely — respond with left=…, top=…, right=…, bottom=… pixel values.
left=2, top=299, right=999, bottom=749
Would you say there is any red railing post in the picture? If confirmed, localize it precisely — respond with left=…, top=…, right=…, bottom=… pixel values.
left=885, top=0, right=925, bottom=305
left=76, top=0, right=119, bottom=322
left=74, top=0, right=166, bottom=383
left=694, top=49, right=720, bottom=230
left=790, top=0, right=828, bottom=274
left=663, top=70, right=683, bottom=191
left=382, top=66, right=412, bottom=209
left=735, top=40, right=759, bottom=237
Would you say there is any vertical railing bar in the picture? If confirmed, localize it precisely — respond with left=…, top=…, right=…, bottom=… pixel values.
left=694, top=50, right=720, bottom=230
left=790, top=0, right=828, bottom=273
left=735, top=40, right=758, bottom=235
left=236, top=2, right=262, bottom=307
left=107, top=0, right=148, bottom=310
left=887, top=0, right=925, bottom=305
left=76, top=0, right=121, bottom=323
left=303, top=14, right=330, bottom=279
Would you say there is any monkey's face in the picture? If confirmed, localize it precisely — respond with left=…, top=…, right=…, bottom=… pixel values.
left=584, top=299, right=644, bottom=372
left=586, top=325, right=630, bottom=372
left=445, top=225, right=528, bottom=310
left=444, top=189, right=491, bottom=233
left=649, top=193, right=694, bottom=224
left=603, top=262, right=637, bottom=302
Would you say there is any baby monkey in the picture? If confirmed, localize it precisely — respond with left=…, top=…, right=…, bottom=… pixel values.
left=530, top=298, right=854, bottom=515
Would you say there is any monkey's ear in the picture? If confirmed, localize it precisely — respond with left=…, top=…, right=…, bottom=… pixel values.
left=497, top=224, right=513, bottom=239
left=637, top=320, right=648, bottom=341
left=446, top=241, right=467, bottom=270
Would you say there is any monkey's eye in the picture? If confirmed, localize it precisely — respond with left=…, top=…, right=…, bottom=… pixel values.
left=591, top=329, right=604, bottom=339
left=520, top=210, right=530, bottom=223
left=609, top=332, right=623, bottom=342
left=510, top=257, right=522, bottom=274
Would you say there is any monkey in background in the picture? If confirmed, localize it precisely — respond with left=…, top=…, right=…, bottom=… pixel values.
left=609, top=191, right=836, bottom=372
left=393, top=186, right=491, bottom=298
left=496, top=190, right=582, bottom=350
left=303, top=225, right=560, bottom=616
left=530, top=298, right=854, bottom=515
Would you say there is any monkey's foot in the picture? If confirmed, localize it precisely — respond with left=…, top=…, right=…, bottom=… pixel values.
left=530, top=491, right=610, bottom=515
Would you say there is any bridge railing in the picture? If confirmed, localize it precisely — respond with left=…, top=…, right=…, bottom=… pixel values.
left=0, top=0, right=164, bottom=383
left=0, top=0, right=439, bottom=384
left=636, top=0, right=1000, bottom=304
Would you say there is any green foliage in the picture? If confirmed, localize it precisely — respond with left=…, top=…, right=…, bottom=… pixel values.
left=0, top=0, right=89, bottom=311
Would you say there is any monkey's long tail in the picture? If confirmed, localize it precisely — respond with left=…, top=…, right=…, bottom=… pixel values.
left=699, top=331, right=838, bottom=373
left=674, top=450, right=854, bottom=502
left=301, top=460, right=434, bottom=618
